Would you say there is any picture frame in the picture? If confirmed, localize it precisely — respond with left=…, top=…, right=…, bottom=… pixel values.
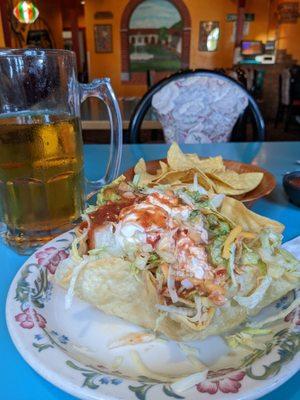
left=94, top=24, right=113, bottom=53
left=199, top=21, right=220, bottom=52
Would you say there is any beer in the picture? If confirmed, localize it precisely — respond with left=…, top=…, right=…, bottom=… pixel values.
left=0, top=113, right=85, bottom=252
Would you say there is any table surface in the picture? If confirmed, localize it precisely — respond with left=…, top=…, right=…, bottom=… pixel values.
left=1, top=142, right=300, bottom=400
left=81, top=97, right=161, bottom=130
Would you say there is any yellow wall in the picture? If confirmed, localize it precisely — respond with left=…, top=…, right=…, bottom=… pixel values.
left=84, top=0, right=282, bottom=97
left=187, top=0, right=236, bottom=70
left=36, top=0, right=64, bottom=48
left=277, top=5, right=300, bottom=63
left=85, top=0, right=143, bottom=97
left=279, top=22, right=300, bottom=62
left=0, top=9, right=5, bottom=47
left=244, top=0, right=275, bottom=42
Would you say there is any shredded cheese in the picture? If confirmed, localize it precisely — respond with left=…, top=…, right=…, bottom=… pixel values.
left=222, top=225, right=242, bottom=259
left=239, top=231, right=257, bottom=240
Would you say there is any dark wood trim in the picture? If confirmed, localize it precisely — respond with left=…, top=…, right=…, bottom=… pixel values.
left=236, top=0, right=246, bottom=46
left=0, top=0, right=12, bottom=47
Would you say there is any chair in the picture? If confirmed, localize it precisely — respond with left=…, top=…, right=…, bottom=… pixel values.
left=129, top=69, right=265, bottom=144
left=285, top=66, right=300, bottom=131
left=275, top=66, right=300, bottom=131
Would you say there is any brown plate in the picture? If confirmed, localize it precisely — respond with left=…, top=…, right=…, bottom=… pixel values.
left=123, top=159, right=276, bottom=208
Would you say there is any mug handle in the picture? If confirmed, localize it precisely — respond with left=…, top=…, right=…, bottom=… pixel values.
left=79, top=78, right=122, bottom=200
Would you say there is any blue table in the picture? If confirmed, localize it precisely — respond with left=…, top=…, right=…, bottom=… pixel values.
left=1, top=143, right=300, bottom=400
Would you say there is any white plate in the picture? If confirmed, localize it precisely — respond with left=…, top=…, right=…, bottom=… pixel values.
left=6, top=231, right=300, bottom=400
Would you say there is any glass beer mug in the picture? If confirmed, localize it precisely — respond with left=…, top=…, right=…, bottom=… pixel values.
left=0, top=49, right=122, bottom=254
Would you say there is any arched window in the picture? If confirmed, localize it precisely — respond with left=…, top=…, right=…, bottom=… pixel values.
left=120, top=0, right=191, bottom=83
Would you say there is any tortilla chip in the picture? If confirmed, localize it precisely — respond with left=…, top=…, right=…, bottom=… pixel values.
left=186, top=154, right=225, bottom=173
left=134, top=158, right=164, bottom=186
left=167, top=143, right=225, bottom=175
left=167, top=142, right=195, bottom=171
left=159, top=161, right=169, bottom=175
left=220, top=196, right=284, bottom=233
left=137, top=144, right=264, bottom=196
left=208, top=171, right=263, bottom=191
left=178, top=169, right=213, bottom=190
left=153, top=168, right=213, bottom=191
left=211, top=181, right=254, bottom=195
left=155, top=171, right=188, bottom=184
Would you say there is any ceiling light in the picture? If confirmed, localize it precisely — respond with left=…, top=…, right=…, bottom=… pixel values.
left=13, top=1, right=39, bottom=24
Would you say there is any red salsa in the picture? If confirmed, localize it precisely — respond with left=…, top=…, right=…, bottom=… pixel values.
left=288, top=177, right=300, bottom=189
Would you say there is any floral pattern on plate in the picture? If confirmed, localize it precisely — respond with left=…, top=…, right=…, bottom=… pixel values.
left=6, top=230, right=300, bottom=400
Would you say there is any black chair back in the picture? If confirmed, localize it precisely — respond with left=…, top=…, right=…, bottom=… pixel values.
left=129, top=69, right=265, bottom=143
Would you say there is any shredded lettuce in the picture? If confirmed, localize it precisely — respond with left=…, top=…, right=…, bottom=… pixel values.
left=206, top=214, right=230, bottom=236
left=85, top=204, right=99, bottom=214
left=188, top=209, right=201, bottom=221
left=210, top=194, right=225, bottom=209
left=185, top=190, right=209, bottom=206
left=96, top=176, right=125, bottom=205
left=208, top=236, right=227, bottom=267
left=242, top=327, right=272, bottom=335
left=97, top=190, right=120, bottom=205
left=70, top=214, right=91, bottom=262
left=129, top=262, right=142, bottom=281
left=256, top=230, right=300, bottom=280
left=227, top=244, right=237, bottom=286
left=170, top=370, right=208, bottom=393
left=88, top=246, right=107, bottom=257
left=148, top=252, right=160, bottom=267
left=241, top=249, right=260, bottom=266
left=226, top=331, right=267, bottom=350
left=234, top=276, right=272, bottom=309
left=241, top=247, right=267, bottom=274
left=191, top=173, right=208, bottom=195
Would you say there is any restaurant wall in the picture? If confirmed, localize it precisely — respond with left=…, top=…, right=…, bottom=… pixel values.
left=85, top=0, right=237, bottom=96
left=243, top=0, right=276, bottom=42
left=84, top=0, right=280, bottom=97
left=0, top=9, right=5, bottom=47
left=278, top=21, right=300, bottom=63
left=276, top=0, right=300, bottom=63
left=34, top=0, right=64, bottom=48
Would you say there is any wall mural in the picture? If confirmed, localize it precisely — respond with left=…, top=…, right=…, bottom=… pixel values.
left=129, top=0, right=183, bottom=72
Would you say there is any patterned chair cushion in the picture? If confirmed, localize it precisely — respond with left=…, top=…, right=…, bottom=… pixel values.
left=152, top=75, right=249, bottom=144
